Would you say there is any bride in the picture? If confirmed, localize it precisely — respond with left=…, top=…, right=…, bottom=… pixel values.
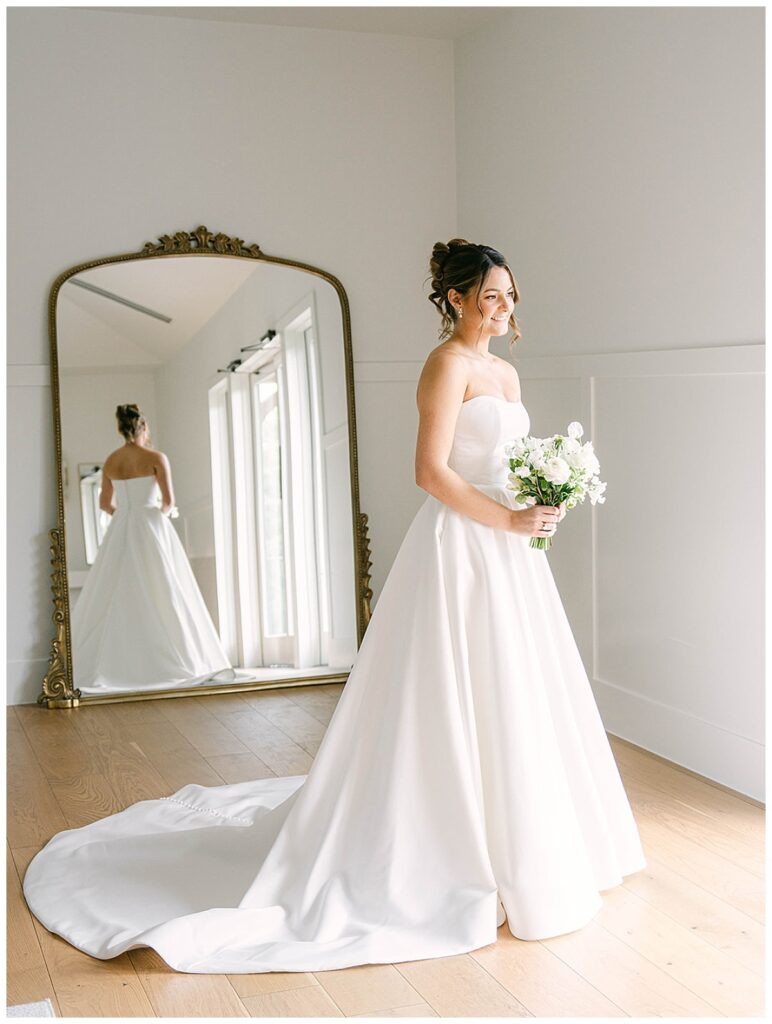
left=23, top=239, right=646, bottom=973
left=70, top=404, right=234, bottom=694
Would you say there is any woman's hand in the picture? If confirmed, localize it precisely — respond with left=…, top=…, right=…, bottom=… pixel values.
left=510, top=504, right=561, bottom=538
left=557, top=501, right=567, bottom=523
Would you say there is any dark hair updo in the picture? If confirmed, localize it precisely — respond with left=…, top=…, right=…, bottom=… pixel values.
left=427, top=238, right=522, bottom=348
left=115, top=403, right=149, bottom=443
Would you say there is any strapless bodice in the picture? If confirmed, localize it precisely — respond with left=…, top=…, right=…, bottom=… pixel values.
left=112, top=475, right=161, bottom=511
left=448, top=395, right=530, bottom=487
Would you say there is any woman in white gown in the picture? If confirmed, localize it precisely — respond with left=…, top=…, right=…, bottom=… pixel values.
left=70, top=404, right=234, bottom=694
left=23, top=241, right=646, bottom=973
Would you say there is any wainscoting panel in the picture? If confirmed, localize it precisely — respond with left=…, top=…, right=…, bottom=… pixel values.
left=515, top=344, right=764, bottom=798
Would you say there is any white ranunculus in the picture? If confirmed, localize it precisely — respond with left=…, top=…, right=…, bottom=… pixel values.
left=576, top=444, right=600, bottom=475
left=567, top=421, right=584, bottom=439
left=514, top=465, right=531, bottom=478
left=542, top=457, right=571, bottom=485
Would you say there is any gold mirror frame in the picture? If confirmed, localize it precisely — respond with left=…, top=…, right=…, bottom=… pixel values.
left=39, top=226, right=373, bottom=708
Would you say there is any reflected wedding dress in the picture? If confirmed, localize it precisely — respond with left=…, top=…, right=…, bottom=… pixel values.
left=71, top=475, right=233, bottom=694
left=24, top=397, right=646, bottom=972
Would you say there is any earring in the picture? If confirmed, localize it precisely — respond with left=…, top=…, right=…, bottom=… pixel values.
left=456, top=307, right=463, bottom=319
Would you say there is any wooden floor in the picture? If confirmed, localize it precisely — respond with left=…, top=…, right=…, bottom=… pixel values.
left=7, top=684, right=765, bottom=1018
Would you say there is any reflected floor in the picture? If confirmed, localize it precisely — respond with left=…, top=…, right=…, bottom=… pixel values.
left=237, top=665, right=352, bottom=681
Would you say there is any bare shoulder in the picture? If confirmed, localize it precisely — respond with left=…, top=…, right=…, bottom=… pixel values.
left=101, top=449, right=122, bottom=476
left=417, top=344, right=468, bottom=405
left=150, top=449, right=170, bottom=469
left=426, top=339, right=468, bottom=363
left=421, top=342, right=470, bottom=379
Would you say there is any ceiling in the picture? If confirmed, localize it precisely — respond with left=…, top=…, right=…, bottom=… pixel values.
left=59, top=257, right=261, bottom=368
left=91, top=6, right=509, bottom=40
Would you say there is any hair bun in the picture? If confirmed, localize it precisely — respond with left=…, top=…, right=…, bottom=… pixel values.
left=115, top=403, right=148, bottom=442
left=429, top=241, right=450, bottom=277
left=429, top=238, right=479, bottom=282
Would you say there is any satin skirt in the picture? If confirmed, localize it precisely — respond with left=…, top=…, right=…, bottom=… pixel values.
left=71, top=504, right=233, bottom=694
left=23, top=485, right=646, bottom=972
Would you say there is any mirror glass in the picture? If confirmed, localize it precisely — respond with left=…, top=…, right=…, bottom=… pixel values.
left=57, top=255, right=358, bottom=696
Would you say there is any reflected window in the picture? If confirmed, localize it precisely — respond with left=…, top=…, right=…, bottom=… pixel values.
left=254, top=372, right=289, bottom=637
left=208, top=302, right=335, bottom=672
left=209, top=343, right=295, bottom=669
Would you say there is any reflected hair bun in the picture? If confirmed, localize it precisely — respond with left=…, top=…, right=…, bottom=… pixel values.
left=115, top=403, right=147, bottom=441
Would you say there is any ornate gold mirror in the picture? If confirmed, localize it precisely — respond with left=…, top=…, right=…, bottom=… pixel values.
left=39, top=226, right=372, bottom=708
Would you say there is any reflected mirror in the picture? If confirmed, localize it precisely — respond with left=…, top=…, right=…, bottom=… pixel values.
left=77, top=462, right=108, bottom=564
left=41, top=228, right=371, bottom=706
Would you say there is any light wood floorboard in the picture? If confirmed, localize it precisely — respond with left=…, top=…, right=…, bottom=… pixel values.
left=7, top=691, right=764, bottom=1017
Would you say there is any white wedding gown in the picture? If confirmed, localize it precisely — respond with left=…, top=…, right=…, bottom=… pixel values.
left=70, top=475, right=234, bottom=694
left=24, top=397, right=646, bottom=972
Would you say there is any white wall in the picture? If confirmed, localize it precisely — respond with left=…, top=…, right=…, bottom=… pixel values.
left=454, top=6, right=763, bottom=357
left=7, top=7, right=456, bottom=704
left=453, top=7, right=764, bottom=798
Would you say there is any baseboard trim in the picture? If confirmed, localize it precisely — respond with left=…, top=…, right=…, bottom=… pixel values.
left=594, top=675, right=764, bottom=803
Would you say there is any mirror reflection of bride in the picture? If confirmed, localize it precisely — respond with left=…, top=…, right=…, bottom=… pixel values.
left=70, top=404, right=235, bottom=694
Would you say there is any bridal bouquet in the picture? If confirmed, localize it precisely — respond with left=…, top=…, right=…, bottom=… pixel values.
left=503, top=421, right=607, bottom=550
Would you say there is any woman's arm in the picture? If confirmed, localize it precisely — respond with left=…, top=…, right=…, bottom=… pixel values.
left=154, top=452, right=176, bottom=515
left=414, top=351, right=524, bottom=532
left=98, top=469, right=115, bottom=516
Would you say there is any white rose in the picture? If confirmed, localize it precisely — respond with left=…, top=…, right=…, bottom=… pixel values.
left=542, top=457, right=571, bottom=485
left=567, top=421, right=584, bottom=439
left=514, top=465, right=531, bottom=478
